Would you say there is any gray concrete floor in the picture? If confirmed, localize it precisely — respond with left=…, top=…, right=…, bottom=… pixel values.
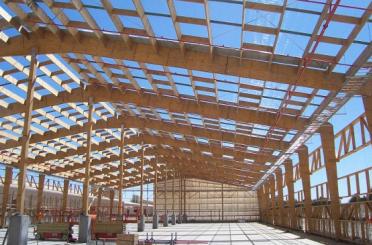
left=0, top=222, right=348, bottom=244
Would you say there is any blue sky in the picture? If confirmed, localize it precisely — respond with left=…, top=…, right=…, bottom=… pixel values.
left=0, top=0, right=371, bottom=203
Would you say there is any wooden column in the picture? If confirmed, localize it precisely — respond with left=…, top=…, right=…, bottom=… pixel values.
left=275, top=168, right=284, bottom=227
left=82, top=98, right=94, bottom=215
left=285, top=159, right=296, bottom=229
left=62, top=179, right=69, bottom=212
left=257, top=186, right=264, bottom=222
left=118, top=125, right=125, bottom=215
left=183, top=177, right=186, bottom=216
left=172, top=172, right=175, bottom=214
left=17, top=50, right=37, bottom=214
left=109, top=189, right=114, bottom=219
left=269, top=175, right=276, bottom=225
left=36, top=174, right=45, bottom=215
left=179, top=175, right=182, bottom=215
left=320, top=123, right=341, bottom=238
left=1, top=167, right=12, bottom=227
left=363, top=96, right=372, bottom=138
left=154, top=158, right=158, bottom=211
left=97, top=187, right=102, bottom=214
left=139, top=143, right=144, bottom=216
left=221, top=183, right=224, bottom=221
left=260, top=184, right=266, bottom=223
left=298, top=146, right=312, bottom=233
left=263, top=183, right=270, bottom=224
left=164, top=170, right=167, bottom=213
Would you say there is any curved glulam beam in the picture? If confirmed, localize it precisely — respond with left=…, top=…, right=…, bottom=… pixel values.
left=0, top=29, right=345, bottom=91
left=100, top=158, right=256, bottom=189
left=2, top=85, right=308, bottom=130
left=0, top=114, right=291, bottom=151
left=82, top=148, right=267, bottom=179
left=91, top=156, right=259, bottom=187
left=30, top=136, right=274, bottom=168
left=44, top=138, right=275, bottom=175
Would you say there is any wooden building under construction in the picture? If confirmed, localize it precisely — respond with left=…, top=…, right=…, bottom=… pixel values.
left=0, top=0, right=370, bottom=244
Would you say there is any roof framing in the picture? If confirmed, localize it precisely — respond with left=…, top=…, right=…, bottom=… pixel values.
left=0, top=0, right=370, bottom=190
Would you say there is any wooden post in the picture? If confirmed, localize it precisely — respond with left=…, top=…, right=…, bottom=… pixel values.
left=17, top=49, right=37, bottom=214
left=109, top=189, right=114, bottom=219
left=269, top=175, right=276, bottom=225
left=285, top=159, right=296, bottom=229
left=118, top=125, right=125, bottom=215
left=298, top=146, right=312, bottom=233
left=164, top=170, right=167, bottom=214
left=221, top=183, right=224, bottom=221
left=36, top=174, right=45, bottom=215
left=257, top=186, right=264, bottom=222
left=320, top=123, right=341, bottom=238
left=264, top=184, right=269, bottom=223
left=172, top=171, right=175, bottom=214
left=62, top=179, right=69, bottom=212
left=97, top=187, right=102, bottom=216
left=363, top=96, right=372, bottom=138
left=154, top=158, right=158, bottom=211
left=1, top=167, right=12, bottom=227
left=179, top=175, right=183, bottom=215
left=82, top=98, right=94, bottom=215
left=139, top=143, right=144, bottom=216
left=183, top=177, right=186, bottom=216
left=275, top=168, right=284, bottom=227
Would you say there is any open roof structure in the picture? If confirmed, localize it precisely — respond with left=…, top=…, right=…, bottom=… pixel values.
left=0, top=0, right=370, bottom=193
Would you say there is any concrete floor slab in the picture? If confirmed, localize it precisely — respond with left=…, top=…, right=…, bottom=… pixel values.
left=0, top=222, right=351, bottom=244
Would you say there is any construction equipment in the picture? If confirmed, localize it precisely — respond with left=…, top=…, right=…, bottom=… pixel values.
left=92, top=221, right=125, bottom=239
left=34, top=222, right=74, bottom=242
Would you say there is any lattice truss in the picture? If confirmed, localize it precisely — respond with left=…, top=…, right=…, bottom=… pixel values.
left=0, top=0, right=370, bottom=189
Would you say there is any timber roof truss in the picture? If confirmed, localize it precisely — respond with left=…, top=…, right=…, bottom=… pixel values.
left=0, top=0, right=370, bottom=189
